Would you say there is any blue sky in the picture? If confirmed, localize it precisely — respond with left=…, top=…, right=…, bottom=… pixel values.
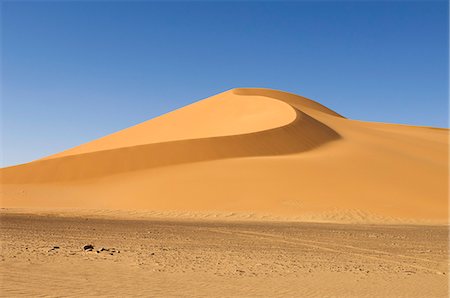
left=1, top=0, right=448, bottom=167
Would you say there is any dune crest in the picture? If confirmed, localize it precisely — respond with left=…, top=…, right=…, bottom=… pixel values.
left=1, top=88, right=448, bottom=224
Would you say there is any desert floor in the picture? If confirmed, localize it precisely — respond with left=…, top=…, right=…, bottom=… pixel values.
left=0, top=213, right=448, bottom=297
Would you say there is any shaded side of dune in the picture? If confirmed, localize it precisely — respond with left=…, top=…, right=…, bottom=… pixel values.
left=0, top=109, right=340, bottom=183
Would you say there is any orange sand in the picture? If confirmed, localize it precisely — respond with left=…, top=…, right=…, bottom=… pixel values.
left=1, top=88, right=448, bottom=223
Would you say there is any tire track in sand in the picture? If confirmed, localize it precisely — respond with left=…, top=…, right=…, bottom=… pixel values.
left=204, top=228, right=445, bottom=275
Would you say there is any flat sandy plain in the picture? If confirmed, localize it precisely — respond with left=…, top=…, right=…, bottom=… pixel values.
left=0, top=213, right=447, bottom=297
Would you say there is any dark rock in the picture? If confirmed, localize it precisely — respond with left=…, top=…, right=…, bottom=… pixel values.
left=96, top=247, right=120, bottom=254
left=83, top=244, right=94, bottom=251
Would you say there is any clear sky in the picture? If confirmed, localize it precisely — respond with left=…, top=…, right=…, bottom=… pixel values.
left=1, top=0, right=448, bottom=167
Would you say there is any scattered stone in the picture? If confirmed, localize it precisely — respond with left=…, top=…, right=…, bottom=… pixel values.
left=150, top=252, right=155, bottom=256
left=83, top=244, right=94, bottom=251
left=96, top=247, right=119, bottom=254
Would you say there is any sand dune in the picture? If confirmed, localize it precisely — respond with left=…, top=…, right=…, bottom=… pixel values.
left=1, top=88, right=448, bottom=223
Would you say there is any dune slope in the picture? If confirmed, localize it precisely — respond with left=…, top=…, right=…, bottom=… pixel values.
left=1, top=88, right=448, bottom=223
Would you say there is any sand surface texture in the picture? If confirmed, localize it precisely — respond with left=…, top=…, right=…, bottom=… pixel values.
left=0, top=214, right=448, bottom=297
left=1, top=88, right=447, bottom=223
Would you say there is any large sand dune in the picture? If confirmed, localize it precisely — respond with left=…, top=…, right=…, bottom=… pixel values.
left=1, top=88, right=448, bottom=223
